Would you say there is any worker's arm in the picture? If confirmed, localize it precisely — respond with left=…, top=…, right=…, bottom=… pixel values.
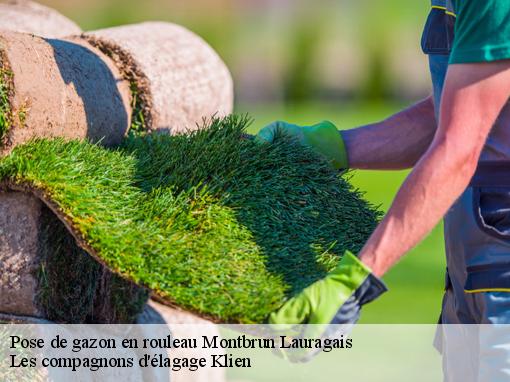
left=359, top=61, right=510, bottom=277
left=342, top=96, right=437, bottom=170
left=268, top=63, right=510, bottom=361
left=257, top=96, right=437, bottom=170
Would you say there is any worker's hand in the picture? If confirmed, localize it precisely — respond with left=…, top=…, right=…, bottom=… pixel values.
left=268, top=251, right=387, bottom=362
left=256, top=120, right=349, bottom=170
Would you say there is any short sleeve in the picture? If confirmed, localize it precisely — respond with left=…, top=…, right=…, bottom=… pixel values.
left=450, top=0, right=510, bottom=64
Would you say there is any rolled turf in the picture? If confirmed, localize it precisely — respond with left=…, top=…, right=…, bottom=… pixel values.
left=84, top=22, right=234, bottom=135
left=0, top=115, right=381, bottom=323
left=0, top=0, right=81, bottom=38
left=0, top=31, right=132, bottom=154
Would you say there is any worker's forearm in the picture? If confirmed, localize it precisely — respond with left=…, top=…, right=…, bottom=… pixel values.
left=342, top=97, right=437, bottom=170
left=358, top=140, right=476, bottom=277
left=358, top=62, right=510, bottom=277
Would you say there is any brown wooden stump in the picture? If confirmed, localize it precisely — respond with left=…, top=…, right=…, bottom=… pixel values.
left=84, top=22, right=234, bottom=135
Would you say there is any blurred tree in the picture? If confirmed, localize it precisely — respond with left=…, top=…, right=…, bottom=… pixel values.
left=39, top=0, right=430, bottom=105
left=283, top=14, right=325, bottom=103
left=360, top=44, right=391, bottom=101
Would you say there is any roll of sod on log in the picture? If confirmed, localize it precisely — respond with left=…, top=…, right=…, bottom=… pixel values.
left=0, top=0, right=81, bottom=38
left=0, top=116, right=381, bottom=324
left=84, top=22, right=234, bottom=135
left=0, top=31, right=131, bottom=154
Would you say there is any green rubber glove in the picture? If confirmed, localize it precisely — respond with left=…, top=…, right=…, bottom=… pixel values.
left=268, top=251, right=387, bottom=362
left=256, top=120, right=349, bottom=170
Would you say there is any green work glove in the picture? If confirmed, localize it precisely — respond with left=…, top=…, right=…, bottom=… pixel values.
left=268, top=251, right=387, bottom=362
left=256, top=120, right=349, bottom=170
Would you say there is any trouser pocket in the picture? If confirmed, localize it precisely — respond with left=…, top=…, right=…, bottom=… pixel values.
left=421, top=7, right=455, bottom=55
left=473, top=187, right=510, bottom=240
left=464, top=264, right=510, bottom=294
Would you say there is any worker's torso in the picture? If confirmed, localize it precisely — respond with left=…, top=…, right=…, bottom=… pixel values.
left=423, top=0, right=510, bottom=162
left=423, top=1, right=510, bottom=327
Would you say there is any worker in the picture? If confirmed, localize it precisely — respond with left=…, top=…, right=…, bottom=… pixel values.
left=259, top=1, right=510, bottom=376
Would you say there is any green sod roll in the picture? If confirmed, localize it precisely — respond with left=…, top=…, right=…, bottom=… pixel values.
left=0, top=55, right=13, bottom=147
left=0, top=115, right=380, bottom=323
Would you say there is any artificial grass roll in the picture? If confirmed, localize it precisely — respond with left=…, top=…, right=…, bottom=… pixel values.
left=0, top=31, right=131, bottom=153
left=84, top=22, right=234, bottom=135
left=0, top=116, right=380, bottom=323
left=0, top=0, right=81, bottom=38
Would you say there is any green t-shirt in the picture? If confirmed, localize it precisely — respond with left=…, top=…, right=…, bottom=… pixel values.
left=450, top=0, right=510, bottom=64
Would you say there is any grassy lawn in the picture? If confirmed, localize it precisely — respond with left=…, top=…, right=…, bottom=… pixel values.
left=240, top=102, right=445, bottom=323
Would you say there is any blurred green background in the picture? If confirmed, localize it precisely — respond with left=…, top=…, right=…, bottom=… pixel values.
left=39, top=0, right=444, bottom=323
